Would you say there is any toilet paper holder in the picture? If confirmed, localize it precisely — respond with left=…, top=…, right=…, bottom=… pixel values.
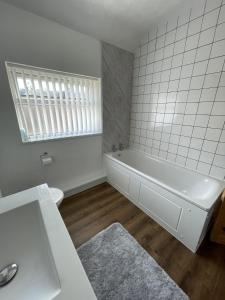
left=40, top=152, right=53, bottom=166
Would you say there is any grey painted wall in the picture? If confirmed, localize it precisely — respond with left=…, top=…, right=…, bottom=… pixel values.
left=0, top=1, right=104, bottom=196
left=102, top=42, right=134, bottom=152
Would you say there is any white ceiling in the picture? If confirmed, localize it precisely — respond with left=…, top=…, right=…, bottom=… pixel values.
left=1, top=0, right=186, bottom=52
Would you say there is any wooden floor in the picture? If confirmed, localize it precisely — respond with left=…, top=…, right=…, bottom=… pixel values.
left=60, top=182, right=225, bottom=300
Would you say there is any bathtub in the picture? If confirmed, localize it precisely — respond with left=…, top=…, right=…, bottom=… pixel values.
left=104, top=149, right=224, bottom=252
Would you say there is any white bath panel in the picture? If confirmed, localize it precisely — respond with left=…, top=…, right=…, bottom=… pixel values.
left=104, top=149, right=225, bottom=252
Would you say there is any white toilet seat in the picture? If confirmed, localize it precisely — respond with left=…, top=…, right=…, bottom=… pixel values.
left=49, top=187, right=64, bottom=207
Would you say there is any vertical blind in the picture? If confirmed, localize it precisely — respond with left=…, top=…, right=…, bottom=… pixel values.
left=6, top=62, right=102, bottom=143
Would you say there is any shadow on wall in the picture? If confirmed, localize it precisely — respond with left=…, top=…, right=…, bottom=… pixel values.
left=102, top=42, right=134, bottom=152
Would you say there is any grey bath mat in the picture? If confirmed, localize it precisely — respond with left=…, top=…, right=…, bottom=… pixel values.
left=77, top=223, right=188, bottom=300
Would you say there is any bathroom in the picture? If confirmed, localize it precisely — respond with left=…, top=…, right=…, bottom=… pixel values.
left=0, top=0, right=225, bottom=299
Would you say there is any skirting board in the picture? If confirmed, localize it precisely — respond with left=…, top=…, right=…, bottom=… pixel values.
left=64, top=175, right=107, bottom=198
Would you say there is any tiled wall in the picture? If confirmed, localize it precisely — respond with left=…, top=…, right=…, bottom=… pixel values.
left=102, top=42, right=134, bottom=152
left=130, top=0, right=225, bottom=181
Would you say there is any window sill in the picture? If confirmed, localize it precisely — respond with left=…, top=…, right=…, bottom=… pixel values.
left=20, top=132, right=103, bottom=144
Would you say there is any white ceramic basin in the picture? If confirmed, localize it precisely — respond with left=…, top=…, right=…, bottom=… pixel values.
left=0, top=201, right=60, bottom=300
left=0, top=184, right=96, bottom=300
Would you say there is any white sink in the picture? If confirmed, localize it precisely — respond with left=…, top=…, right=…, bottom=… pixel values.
left=0, top=201, right=61, bottom=300
left=0, top=184, right=96, bottom=300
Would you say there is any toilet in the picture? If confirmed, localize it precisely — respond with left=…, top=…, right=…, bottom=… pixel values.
left=49, top=187, right=64, bottom=207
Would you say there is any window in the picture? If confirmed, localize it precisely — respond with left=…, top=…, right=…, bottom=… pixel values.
left=6, top=62, right=102, bottom=143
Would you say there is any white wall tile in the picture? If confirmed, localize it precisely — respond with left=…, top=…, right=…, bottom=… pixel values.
left=175, top=102, right=186, bottom=114
left=176, top=24, right=188, bottom=41
left=210, top=39, right=225, bottom=58
left=218, top=5, right=225, bottom=24
left=205, top=128, right=222, bottom=141
left=215, top=87, right=225, bottom=101
left=188, top=89, right=202, bottom=102
left=219, top=72, right=225, bottom=86
left=165, top=30, right=175, bottom=45
left=178, top=145, right=189, bottom=156
left=172, top=54, right=183, bottom=67
left=190, top=75, right=204, bottom=89
left=202, top=140, right=218, bottom=152
left=200, top=151, right=214, bottom=163
left=168, top=79, right=179, bottom=91
left=186, top=158, right=198, bottom=169
left=197, top=162, right=211, bottom=175
left=192, top=126, right=207, bottom=138
left=216, top=142, right=225, bottom=154
left=214, top=22, right=225, bottom=41
left=210, top=165, right=225, bottom=179
left=156, top=35, right=165, bottom=49
left=185, top=102, right=198, bottom=114
left=177, top=91, right=188, bottom=102
left=199, top=27, right=216, bottom=47
left=191, top=0, right=206, bottom=20
left=183, top=114, right=195, bottom=125
left=185, top=34, right=200, bottom=51
left=178, top=7, right=191, bottom=26
left=188, top=148, right=201, bottom=160
left=164, top=44, right=174, bottom=58
left=168, top=144, right=178, bottom=158
left=190, top=137, right=203, bottom=150
left=179, top=77, right=191, bottom=90
left=176, top=155, right=186, bottom=165
left=202, top=8, right=220, bottom=30
left=195, top=44, right=211, bottom=62
left=212, top=101, right=225, bottom=115
left=188, top=17, right=203, bottom=36
left=197, top=102, right=213, bottom=114
left=174, top=39, right=186, bottom=55
left=167, top=14, right=179, bottom=32
left=192, top=60, right=208, bottom=75
left=181, top=125, right=192, bottom=136
left=214, top=154, right=225, bottom=168
left=183, top=49, right=197, bottom=64
left=204, top=73, right=221, bottom=88
left=181, top=64, right=194, bottom=78
left=200, top=88, right=217, bottom=102
left=162, top=57, right=172, bottom=70
left=208, top=115, right=225, bottom=128
left=195, top=115, right=210, bottom=127
left=205, top=0, right=222, bottom=13
left=180, top=136, right=191, bottom=147
left=167, top=152, right=176, bottom=161
left=220, top=130, right=225, bottom=142
left=148, top=39, right=156, bottom=53
left=170, top=67, right=182, bottom=80
left=207, top=56, right=225, bottom=73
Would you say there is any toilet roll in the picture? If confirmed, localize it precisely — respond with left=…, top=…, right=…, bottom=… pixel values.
left=41, top=156, right=53, bottom=166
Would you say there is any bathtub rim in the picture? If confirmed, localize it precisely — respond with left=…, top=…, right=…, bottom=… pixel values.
left=104, top=149, right=224, bottom=212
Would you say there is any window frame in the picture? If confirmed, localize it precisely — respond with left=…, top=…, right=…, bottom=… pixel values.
left=5, top=61, right=103, bottom=144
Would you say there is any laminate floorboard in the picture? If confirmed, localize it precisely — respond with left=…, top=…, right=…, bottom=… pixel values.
left=60, top=182, right=225, bottom=300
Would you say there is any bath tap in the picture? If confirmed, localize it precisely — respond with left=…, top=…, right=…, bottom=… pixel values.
left=119, top=143, right=124, bottom=151
left=112, top=145, right=117, bottom=152
left=0, top=263, right=18, bottom=287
